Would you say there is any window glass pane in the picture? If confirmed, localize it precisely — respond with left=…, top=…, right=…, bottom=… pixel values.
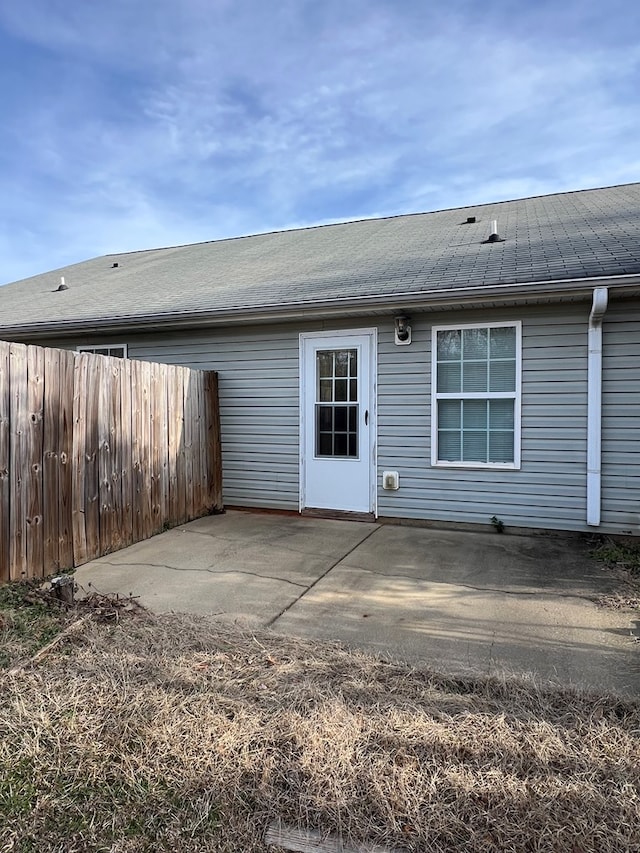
left=335, top=351, right=349, bottom=377
left=438, top=400, right=461, bottom=429
left=463, top=400, right=487, bottom=429
left=348, top=434, right=357, bottom=456
left=334, top=407, right=347, bottom=431
left=318, top=406, right=332, bottom=430
left=437, top=362, right=461, bottom=393
left=334, top=379, right=347, bottom=402
left=463, top=328, right=487, bottom=360
left=490, top=327, right=516, bottom=359
left=334, top=434, right=348, bottom=456
left=318, top=433, right=332, bottom=456
left=489, top=400, right=514, bottom=430
left=317, top=351, right=333, bottom=378
left=462, top=362, right=487, bottom=392
left=463, top=431, right=487, bottom=462
left=349, top=379, right=357, bottom=401
left=348, top=406, right=357, bottom=431
left=437, top=330, right=461, bottom=361
left=489, top=431, right=514, bottom=463
left=319, top=379, right=333, bottom=402
left=438, top=432, right=461, bottom=460
left=489, top=360, right=516, bottom=392
left=349, top=350, right=357, bottom=377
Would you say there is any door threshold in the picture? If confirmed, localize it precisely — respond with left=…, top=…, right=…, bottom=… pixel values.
left=301, top=508, right=376, bottom=523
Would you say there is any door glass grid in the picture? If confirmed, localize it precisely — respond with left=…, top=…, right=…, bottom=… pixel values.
left=315, top=349, right=358, bottom=457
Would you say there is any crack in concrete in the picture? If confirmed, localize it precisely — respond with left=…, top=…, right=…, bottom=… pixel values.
left=87, top=560, right=307, bottom=589
left=266, top=526, right=381, bottom=628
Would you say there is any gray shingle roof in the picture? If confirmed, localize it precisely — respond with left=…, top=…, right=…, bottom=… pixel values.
left=1, top=182, right=640, bottom=333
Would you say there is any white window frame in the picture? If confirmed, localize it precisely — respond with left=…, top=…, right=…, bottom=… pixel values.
left=430, top=321, right=522, bottom=470
left=76, top=344, right=128, bottom=358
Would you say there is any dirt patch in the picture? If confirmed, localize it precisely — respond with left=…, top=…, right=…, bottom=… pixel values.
left=1, top=606, right=639, bottom=853
left=591, top=537, right=640, bottom=612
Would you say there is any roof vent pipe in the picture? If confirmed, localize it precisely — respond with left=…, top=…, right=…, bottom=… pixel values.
left=586, top=286, right=608, bottom=526
left=55, top=276, right=68, bottom=292
left=483, top=220, right=505, bottom=243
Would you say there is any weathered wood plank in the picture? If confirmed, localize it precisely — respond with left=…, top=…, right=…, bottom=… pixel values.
left=72, top=353, right=89, bottom=566
left=120, top=357, right=133, bottom=547
left=139, top=359, right=152, bottom=540
left=0, top=341, right=10, bottom=581
left=57, top=349, right=74, bottom=570
left=191, top=370, right=203, bottom=516
left=157, top=363, right=169, bottom=526
left=150, top=361, right=162, bottom=535
left=98, top=355, right=114, bottom=554
left=43, top=348, right=60, bottom=573
left=183, top=367, right=194, bottom=521
left=175, top=367, right=187, bottom=525
left=265, top=823, right=404, bottom=853
left=130, top=358, right=144, bottom=542
left=109, top=357, right=123, bottom=552
left=84, top=354, right=101, bottom=561
left=9, top=343, right=28, bottom=581
left=26, top=346, right=45, bottom=578
left=167, top=365, right=181, bottom=526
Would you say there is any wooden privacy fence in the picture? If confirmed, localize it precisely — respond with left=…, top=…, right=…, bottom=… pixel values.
left=0, top=341, right=222, bottom=582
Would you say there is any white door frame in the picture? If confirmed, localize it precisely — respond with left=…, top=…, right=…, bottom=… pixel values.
left=299, top=328, right=377, bottom=515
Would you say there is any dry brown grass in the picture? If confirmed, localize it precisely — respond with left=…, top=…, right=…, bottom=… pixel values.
left=1, top=608, right=639, bottom=853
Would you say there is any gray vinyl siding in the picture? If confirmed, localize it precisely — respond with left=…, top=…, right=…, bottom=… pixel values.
left=33, top=297, right=639, bottom=534
left=377, top=304, right=591, bottom=532
left=601, top=300, right=640, bottom=533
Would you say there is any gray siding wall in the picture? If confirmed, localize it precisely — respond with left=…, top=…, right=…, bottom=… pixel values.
left=601, top=300, right=640, bottom=533
left=42, top=297, right=639, bottom=534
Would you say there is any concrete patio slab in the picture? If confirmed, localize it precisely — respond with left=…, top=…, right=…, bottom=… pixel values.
left=73, top=510, right=640, bottom=696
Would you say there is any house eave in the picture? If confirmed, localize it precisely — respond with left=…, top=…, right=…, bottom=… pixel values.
left=3, top=273, right=640, bottom=340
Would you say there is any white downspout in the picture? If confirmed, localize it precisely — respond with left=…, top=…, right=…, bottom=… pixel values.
left=587, top=287, right=609, bottom=526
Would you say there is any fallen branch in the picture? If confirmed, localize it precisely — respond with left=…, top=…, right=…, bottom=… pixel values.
left=265, top=821, right=406, bottom=853
left=7, top=616, right=90, bottom=677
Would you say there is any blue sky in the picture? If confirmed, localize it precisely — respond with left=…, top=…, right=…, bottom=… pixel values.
left=1, top=0, right=639, bottom=285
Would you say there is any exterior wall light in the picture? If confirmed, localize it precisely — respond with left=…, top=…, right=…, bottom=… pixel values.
left=394, top=314, right=412, bottom=346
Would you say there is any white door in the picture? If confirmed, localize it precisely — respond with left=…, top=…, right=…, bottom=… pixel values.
left=300, top=330, right=376, bottom=514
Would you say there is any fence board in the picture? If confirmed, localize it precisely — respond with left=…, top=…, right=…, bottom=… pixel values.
left=175, top=367, right=187, bottom=525
left=120, top=357, right=133, bottom=548
left=1, top=342, right=222, bottom=581
left=58, top=349, right=74, bottom=570
left=0, top=342, right=10, bottom=581
left=84, top=355, right=101, bottom=561
left=72, top=354, right=89, bottom=566
left=139, top=360, right=152, bottom=540
left=43, top=348, right=60, bottom=572
left=167, top=365, right=180, bottom=526
left=9, top=344, right=28, bottom=580
left=98, top=356, right=114, bottom=554
left=150, top=362, right=162, bottom=535
left=183, top=368, right=194, bottom=522
left=158, top=363, right=169, bottom=525
left=109, top=357, right=124, bottom=553
left=26, top=346, right=45, bottom=578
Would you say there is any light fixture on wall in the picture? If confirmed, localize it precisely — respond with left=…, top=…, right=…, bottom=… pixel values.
left=394, top=314, right=412, bottom=346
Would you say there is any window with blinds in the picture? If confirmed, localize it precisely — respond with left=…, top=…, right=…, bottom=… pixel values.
left=76, top=345, right=128, bottom=358
left=431, top=323, right=521, bottom=468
